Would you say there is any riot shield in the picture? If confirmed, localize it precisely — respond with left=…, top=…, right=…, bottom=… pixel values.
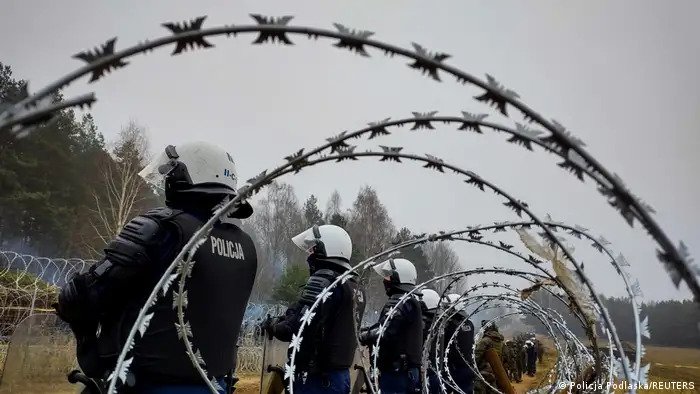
left=259, top=335, right=288, bottom=394
left=0, top=313, right=84, bottom=394
left=350, top=346, right=374, bottom=394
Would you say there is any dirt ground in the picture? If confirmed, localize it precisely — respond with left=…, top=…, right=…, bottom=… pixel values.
left=510, top=336, right=558, bottom=393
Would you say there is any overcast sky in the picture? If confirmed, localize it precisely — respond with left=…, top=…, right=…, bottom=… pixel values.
left=3, top=0, right=699, bottom=301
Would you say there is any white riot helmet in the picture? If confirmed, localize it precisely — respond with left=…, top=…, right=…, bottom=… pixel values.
left=292, top=224, right=353, bottom=270
left=372, top=258, right=417, bottom=292
left=441, top=293, right=466, bottom=310
left=421, top=288, right=440, bottom=311
left=138, top=141, right=253, bottom=218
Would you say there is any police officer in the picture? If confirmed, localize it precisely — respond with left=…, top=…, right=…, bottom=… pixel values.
left=442, top=294, right=475, bottom=394
left=525, top=340, right=537, bottom=376
left=55, top=142, right=258, bottom=393
left=262, top=224, right=364, bottom=394
left=419, top=289, right=441, bottom=394
left=358, top=258, right=423, bottom=393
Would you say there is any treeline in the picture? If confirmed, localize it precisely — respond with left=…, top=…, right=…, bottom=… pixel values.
left=526, top=291, right=700, bottom=348
left=242, top=184, right=463, bottom=314
left=0, top=61, right=160, bottom=259
left=0, top=61, right=463, bottom=314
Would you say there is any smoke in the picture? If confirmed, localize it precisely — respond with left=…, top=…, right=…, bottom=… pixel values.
left=0, top=237, right=40, bottom=257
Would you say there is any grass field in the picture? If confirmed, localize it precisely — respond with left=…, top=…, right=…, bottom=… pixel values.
left=506, top=338, right=699, bottom=394
left=621, top=345, right=699, bottom=394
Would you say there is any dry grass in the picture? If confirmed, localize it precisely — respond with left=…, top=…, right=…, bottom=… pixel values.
left=0, top=342, right=697, bottom=393
left=622, top=345, right=700, bottom=394
left=0, top=343, right=6, bottom=373
left=511, top=340, right=699, bottom=394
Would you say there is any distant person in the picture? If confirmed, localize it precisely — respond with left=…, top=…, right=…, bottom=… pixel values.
left=535, top=338, right=544, bottom=364
left=525, top=340, right=537, bottom=376
left=56, top=142, right=258, bottom=393
left=503, top=340, right=520, bottom=383
left=474, top=323, right=504, bottom=394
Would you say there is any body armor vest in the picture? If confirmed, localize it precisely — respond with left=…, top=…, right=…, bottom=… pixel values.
left=297, top=270, right=361, bottom=372
left=377, top=294, right=424, bottom=371
left=99, top=207, right=257, bottom=385
left=445, top=314, right=474, bottom=369
left=422, top=311, right=437, bottom=368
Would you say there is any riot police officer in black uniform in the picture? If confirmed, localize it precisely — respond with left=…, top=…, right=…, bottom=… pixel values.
left=419, top=289, right=441, bottom=394
left=442, top=294, right=475, bottom=394
left=55, top=141, right=258, bottom=394
left=261, top=224, right=365, bottom=394
left=359, top=258, right=423, bottom=393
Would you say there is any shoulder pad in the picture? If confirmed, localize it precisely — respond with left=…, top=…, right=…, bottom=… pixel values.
left=410, top=295, right=423, bottom=310
left=387, top=292, right=402, bottom=303
left=105, top=215, right=164, bottom=267
left=118, top=215, right=162, bottom=245
left=143, top=207, right=179, bottom=220
left=300, top=272, right=334, bottom=306
left=314, top=268, right=340, bottom=280
left=386, top=293, right=406, bottom=309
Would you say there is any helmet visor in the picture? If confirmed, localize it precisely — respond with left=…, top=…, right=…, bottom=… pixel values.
left=138, top=150, right=170, bottom=193
left=292, top=228, right=319, bottom=254
left=372, top=261, right=393, bottom=278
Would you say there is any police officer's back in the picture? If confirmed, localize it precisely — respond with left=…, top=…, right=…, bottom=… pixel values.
left=359, top=258, right=423, bottom=393
left=262, top=224, right=365, bottom=394
left=56, top=142, right=258, bottom=393
left=419, top=289, right=441, bottom=394
left=442, top=293, right=475, bottom=393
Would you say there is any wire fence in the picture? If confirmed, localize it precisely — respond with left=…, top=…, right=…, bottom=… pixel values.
left=0, top=250, right=287, bottom=379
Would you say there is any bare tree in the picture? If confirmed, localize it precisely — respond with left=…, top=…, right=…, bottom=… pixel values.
left=346, top=186, right=395, bottom=260
left=87, top=121, right=152, bottom=255
left=247, top=182, right=306, bottom=301
left=422, top=241, right=460, bottom=277
left=346, top=186, right=396, bottom=315
left=324, top=190, right=343, bottom=223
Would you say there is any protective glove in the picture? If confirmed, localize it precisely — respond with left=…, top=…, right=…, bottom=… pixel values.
left=259, top=315, right=275, bottom=340
left=55, top=274, right=98, bottom=338
left=358, top=327, right=375, bottom=346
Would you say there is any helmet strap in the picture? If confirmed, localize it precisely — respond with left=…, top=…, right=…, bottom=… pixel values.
left=310, top=224, right=328, bottom=258
left=388, top=258, right=401, bottom=284
left=307, top=255, right=348, bottom=274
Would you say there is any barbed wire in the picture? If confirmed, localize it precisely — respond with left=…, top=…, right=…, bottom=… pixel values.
left=0, top=253, right=285, bottom=377
left=0, top=12, right=689, bottom=394
left=0, top=251, right=92, bottom=338
left=0, top=15, right=694, bottom=302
